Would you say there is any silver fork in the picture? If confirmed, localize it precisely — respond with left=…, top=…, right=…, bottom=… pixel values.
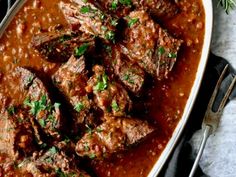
left=189, top=65, right=236, bottom=177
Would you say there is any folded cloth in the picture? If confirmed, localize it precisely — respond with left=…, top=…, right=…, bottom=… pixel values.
left=159, top=53, right=236, bottom=177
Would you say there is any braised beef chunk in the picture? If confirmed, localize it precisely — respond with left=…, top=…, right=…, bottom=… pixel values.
left=19, top=147, right=90, bottom=177
left=53, top=55, right=96, bottom=132
left=0, top=105, right=37, bottom=160
left=32, top=30, right=95, bottom=62
left=59, top=0, right=118, bottom=42
left=75, top=117, right=154, bottom=159
left=122, top=10, right=183, bottom=80
left=133, top=0, right=179, bottom=21
left=86, top=65, right=132, bottom=117
left=103, top=45, right=145, bottom=94
left=10, top=67, right=63, bottom=139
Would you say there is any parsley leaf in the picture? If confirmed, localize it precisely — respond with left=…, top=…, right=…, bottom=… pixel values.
left=74, top=43, right=89, bottom=57
left=95, top=74, right=109, bottom=91
left=168, top=52, right=177, bottom=58
left=128, top=18, right=139, bottom=27
left=74, top=102, right=85, bottom=113
left=158, top=46, right=165, bottom=56
left=39, top=119, right=46, bottom=128
left=88, top=153, right=96, bottom=159
left=119, top=0, right=132, bottom=6
left=111, top=0, right=118, bottom=10
left=111, top=100, right=119, bottom=111
left=80, top=6, right=91, bottom=14
left=49, top=146, right=58, bottom=154
left=7, top=106, right=16, bottom=116
left=105, top=31, right=115, bottom=42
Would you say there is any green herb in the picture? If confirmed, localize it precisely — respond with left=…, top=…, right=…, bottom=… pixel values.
left=100, top=13, right=105, bottom=20
left=55, top=168, right=67, bottom=177
left=124, top=73, right=134, bottom=84
left=218, top=0, right=236, bottom=14
left=74, top=43, right=89, bottom=57
left=82, top=0, right=88, bottom=2
left=128, top=18, right=139, bottom=27
left=105, top=31, right=115, bottom=42
left=24, top=95, right=47, bottom=116
left=80, top=6, right=91, bottom=14
left=95, top=74, right=109, bottom=91
left=111, top=0, right=118, bottom=10
left=158, top=46, right=165, bottom=56
left=54, top=102, right=61, bottom=109
left=119, top=0, right=132, bottom=6
left=88, top=153, right=96, bottom=159
left=84, top=143, right=90, bottom=151
left=101, top=26, right=108, bottom=31
left=7, top=106, right=16, bottom=116
left=74, top=102, right=85, bottom=113
left=111, top=19, right=118, bottom=26
left=96, top=127, right=103, bottom=133
left=49, top=146, right=58, bottom=154
left=39, top=119, right=46, bottom=128
left=85, top=124, right=93, bottom=135
left=111, top=100, right=119, bottom=111
left=168, top=53, right=177, bottom=58
left=45, top=157, right=53, bottom=163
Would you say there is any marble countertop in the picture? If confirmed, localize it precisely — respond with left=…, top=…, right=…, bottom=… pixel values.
left=190, top=1, right=236, bottom=177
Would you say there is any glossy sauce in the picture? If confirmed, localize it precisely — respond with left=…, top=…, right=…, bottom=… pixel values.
left=0, top=0, right=205, bottom=176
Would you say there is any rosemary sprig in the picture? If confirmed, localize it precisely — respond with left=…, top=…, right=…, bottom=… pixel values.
left=218, top=0, right=236, bottom=14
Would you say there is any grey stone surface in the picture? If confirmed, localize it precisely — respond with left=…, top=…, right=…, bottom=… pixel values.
left=190, top=1, right=236, bottom=177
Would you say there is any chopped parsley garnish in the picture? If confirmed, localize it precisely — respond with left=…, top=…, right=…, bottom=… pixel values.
left=119, top=0, right=132, bottom=6
left=24, top=95, right=47, bottom=116
left=128, top=18, right=139, bottom=27
left=101, top=26, right=108, bottom=31
left=100, top=13, right=105, bottom=20
left=111, top=100, right=119, bottom=111
left=85, top=124, right=93, bottom=135
left=111, top=0, right=118, bottom=10
left=49, top=146, right=58, bottom=154
left=111, top=19, right=118, bottom=26
left=158, top=46, right=165, bottom=56
left=168, top=52, right=177, bottom=58
left=59, top=35, right=71, bottom=42
left=74, top=43, right=89, bottom=57
left=96, top=127, right=103, bottom=133
left=105, top=31, right=115, bottom=42
left=80, top=6, right=91, bottom=14
left=55, top=168, right=67, bottom=177
left=74, top=102, right=85, bottom=113
left=95, top=74, right=109, bottom=91
left=7, top=106, right=16, bottom=116
left=124, top=73, right=134, bottom=84
left=88, top=153, right=96, bottom=159
left=84, top=143, right=90, bottom=151
left=39, top=119, right=46, bottom=128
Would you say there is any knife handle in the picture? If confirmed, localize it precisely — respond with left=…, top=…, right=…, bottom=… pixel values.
left=189, top=125, right=211, bottom=177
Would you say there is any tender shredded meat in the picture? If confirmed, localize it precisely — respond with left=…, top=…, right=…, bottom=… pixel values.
left=32, top=30, right=95, bottom=62
left=59, top=0, right=118, bottom=42
left=86, top=65, right=132, bottom=117
left=122, top=10, right=183, bottom=80
left=75, top=116, right=154, bottom=159
left=53, top=55, right=97, bottom=133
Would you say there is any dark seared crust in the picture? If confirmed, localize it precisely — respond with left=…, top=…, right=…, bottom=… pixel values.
left=31, top=31, right=95, bottom=62
left=103, top=45, right=145, bottom=94
left=86, top=65, right=132, bottom=117
left=20, top=147, right=90, bottom=177
left=12, top=67, right=63, bottom=139
left=75, top=116, right=154, bottom=159
left=0, top=106, right=37, bottom=160
left=122, top=10, right=183, bottom=80
left=53, top=56, right=96, bottom=133
left=59, top=0, right=118, bottom=42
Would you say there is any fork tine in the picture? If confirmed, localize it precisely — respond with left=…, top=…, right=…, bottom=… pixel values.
left=207, top=65, right=228, bottom=109
left=218, top=75, right=236, bottom=111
